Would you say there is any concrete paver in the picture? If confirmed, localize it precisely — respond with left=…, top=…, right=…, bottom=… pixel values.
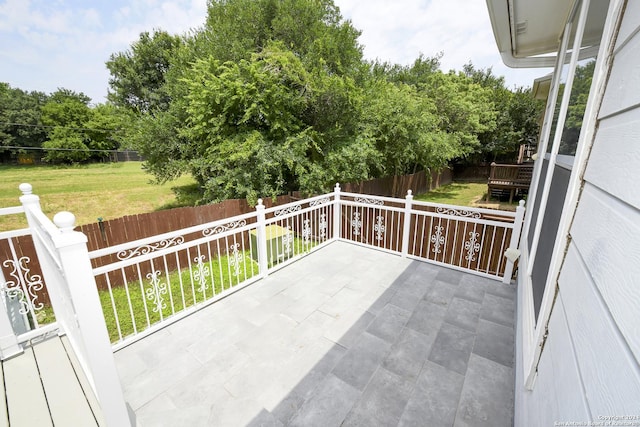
left=114, top=241, right=515, bottom=427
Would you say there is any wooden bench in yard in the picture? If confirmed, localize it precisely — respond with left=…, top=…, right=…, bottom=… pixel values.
left=486, top=162, right=534, bottom=203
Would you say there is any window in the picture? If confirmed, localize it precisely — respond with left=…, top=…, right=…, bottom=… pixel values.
left=519, top=0, right=614, bottom=388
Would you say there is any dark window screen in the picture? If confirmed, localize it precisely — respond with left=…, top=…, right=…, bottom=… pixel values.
left=531, top=164, right=570, bottom=322
left=527, top=159, right=549, bottom=252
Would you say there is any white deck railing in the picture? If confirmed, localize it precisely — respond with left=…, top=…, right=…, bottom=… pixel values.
left=0, top=184, right=132, bottom=426
left=88, top=193, right=338, bottom=349
left=2, top=185, right=525, bottom=350
left=0, top=205, right=59, bottom=358
left=0, top=183, right=525, bottom=425
left=81, top=184, right=525, bottom=350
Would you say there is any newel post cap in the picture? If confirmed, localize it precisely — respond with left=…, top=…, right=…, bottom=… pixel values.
left=19, top=183, right=33, bottom=195
left=53, top=211, right=76, bottom=232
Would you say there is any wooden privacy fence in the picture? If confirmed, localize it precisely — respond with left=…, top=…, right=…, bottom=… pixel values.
left=79, top=196, right=293, bottom=251
left=342, top=169, right=452, bottom=198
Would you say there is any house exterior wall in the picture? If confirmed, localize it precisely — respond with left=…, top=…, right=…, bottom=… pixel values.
left=515, top=2, right=640, bottom=425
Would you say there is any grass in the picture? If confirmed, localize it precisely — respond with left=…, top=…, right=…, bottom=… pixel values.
left=415, top=181, right=519, bottom=211
left=0, top=162, right=197, bottom=231
left=100, top=250, right=259, bottom=342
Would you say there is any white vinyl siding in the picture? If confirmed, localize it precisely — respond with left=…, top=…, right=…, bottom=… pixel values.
left=515, top=291, right=590, bottom=426
left=515, top=1, right=640, bottom=424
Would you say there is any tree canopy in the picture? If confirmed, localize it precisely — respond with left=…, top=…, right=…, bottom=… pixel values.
left=109, top=0, right=541, bottom=204
left=2, top=0, right=543, bottom=193
left=0, top=84, right=128, bottom=163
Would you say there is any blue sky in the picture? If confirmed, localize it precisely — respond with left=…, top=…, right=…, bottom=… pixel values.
left=0, top=0, right=550, bottom=104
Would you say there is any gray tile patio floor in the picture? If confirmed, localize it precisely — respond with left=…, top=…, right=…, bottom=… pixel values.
left=114, top=241, right=515, bottom=427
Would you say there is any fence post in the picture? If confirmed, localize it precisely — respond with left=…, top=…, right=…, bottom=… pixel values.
left=401, top=190, right=413, bottom=257
left=333, top=183, right=341, bottom=240
left=50, top=212, right=133, bottom=426
left=503, top=199, right=526, bottom=284
left=255, top=199, right=269, bottom=277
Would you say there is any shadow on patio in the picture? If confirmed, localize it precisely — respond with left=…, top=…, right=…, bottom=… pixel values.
left=114, top=241, right=515, bottom=427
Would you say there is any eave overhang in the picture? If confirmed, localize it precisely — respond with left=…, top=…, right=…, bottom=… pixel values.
left=485, top=0, right=608, bottom=68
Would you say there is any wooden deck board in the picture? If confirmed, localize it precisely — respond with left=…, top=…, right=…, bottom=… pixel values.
left=61, top=336, right=106, bottom=426
left=34, top=337, right=97, bottom=426
left=2, top=346, right=53, bottom=426
left=0, top=363, right=8, bottom=427
left=0, top=336, right=104, bottom=426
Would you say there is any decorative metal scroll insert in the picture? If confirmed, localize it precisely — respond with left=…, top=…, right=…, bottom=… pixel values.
left=435, top=207, right=481, bottom=219
left=2, top=257, right=44, bottom=315
left=309, top=197, right=331, bottom=207
left=430, top=226, right=445, bottom=254
left=117, top=236, right=185, bottom=260
left=464, top=232, right=481, bottom=262
left=354, top=197, right=384, bottom=206
left=203, top=219, right=247, bottom=236
left=274, top=205, right=301, bottom=217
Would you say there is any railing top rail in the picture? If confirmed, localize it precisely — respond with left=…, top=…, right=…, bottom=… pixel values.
left=89, top=194, right=338, bottom=260
left=342, top=190, right=517, bottom=219
left=490, top=162, right=534, bottom=168
left=27, top=205, right=61, bottom=236
left=340, top=191, right=405, bottom=205
left=410, top=209, right=517, bottom=228
left=262, top=193, right=334, bottom=216
left=91, top=221, right=257, bottom=274
left=0, top=206, right=25, bottom=216
left=0, top=228, right=31, bottom=240
left=88, top=210, right=259, bottom=259
left=411, top=199, right=517, bottom=218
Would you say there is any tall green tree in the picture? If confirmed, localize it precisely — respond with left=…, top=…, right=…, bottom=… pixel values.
left=126, top=0, right=368, bottom=201
left=110, top=0, right=535, bottom=203
left=41, top=89, right=93, bottom=163
left=420, top=70, right=497, bottom=159
left=0, top=83, right=49, bottom=160
left=106, top=30, right=183, bottom=113
left=462, top=63, right=542, bottom=162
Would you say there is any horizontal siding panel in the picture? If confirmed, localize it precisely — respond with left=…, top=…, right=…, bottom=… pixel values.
left=559, top=243, right=640, bottom=415
left=584, top=111, right=640, bottom=210
left=549, top=297, right=591, bottom=422
left=570, top=183, right=640, bottom=361
left=528, top=335, right=559, bottom=427
left=615, top=0, right=640, bottom=52
left=599, top=27, right=640, bottom=118
left=539, top=298, right=590, bottom=425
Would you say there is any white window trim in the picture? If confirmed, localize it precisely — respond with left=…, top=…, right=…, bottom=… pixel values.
left=518, top=0, right=624, bottom=390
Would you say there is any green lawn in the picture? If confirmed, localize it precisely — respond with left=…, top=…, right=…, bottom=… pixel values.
left=100, top=249, right=259, bottom=342
left=415, top=181, right=519, bottom=211
left=0, top=162, right=197, bottom=231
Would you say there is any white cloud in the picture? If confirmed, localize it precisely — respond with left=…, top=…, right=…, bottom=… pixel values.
left=334, top=0, right=551, bottom=88
left=0, top=0, right=549, bottom=103
left=0, top=0, right=208, bottom=102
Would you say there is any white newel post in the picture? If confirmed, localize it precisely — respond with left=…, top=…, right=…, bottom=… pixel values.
left=401, top=190, right=413, bottom=257
left=503, top=199, right=526, bottom=284
left=51, top=212, right=132, bottom=427
left=19, top=184, right=78, bottom=331
left=255, top=199, right=269, bottom=277
left=333, top=183, right=341, bottom=240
